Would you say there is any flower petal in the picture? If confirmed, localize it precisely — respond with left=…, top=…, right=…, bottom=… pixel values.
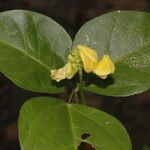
left=51, top=61, right=78, bottom=82
left=93, top=55, right=115, bottom=79
left=51, top=66, right=66, bottom=82
left=77, top=45, right=98, bottom=73
left=65, top=62, right=78, bottom=79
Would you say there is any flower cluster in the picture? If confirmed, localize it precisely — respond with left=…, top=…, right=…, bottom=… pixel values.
left=51, top=45, right=115, bottom=82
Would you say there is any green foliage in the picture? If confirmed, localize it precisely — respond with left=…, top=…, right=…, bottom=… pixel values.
left=142, top=145, right=150, bottom=150
left=0, top=10, right=72, bottom=93
left=19, top=97, right=132, bottom=150
left=0, top=10, right=150, bottom=96
left=73, top=11, right=150, bottom=97
left=0, top=10, right=150, bottom=150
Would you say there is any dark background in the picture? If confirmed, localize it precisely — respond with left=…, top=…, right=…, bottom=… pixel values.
left=0, top=0, right=150, bottom=150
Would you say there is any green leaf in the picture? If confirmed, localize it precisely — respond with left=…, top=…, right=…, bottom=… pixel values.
left=0, top=10, right=72, bottom=93
left=142, top=145, right=150, bottom=150
left=73, top=11, right=150, bottom=96
left=19, top=97, right=132, bottom=150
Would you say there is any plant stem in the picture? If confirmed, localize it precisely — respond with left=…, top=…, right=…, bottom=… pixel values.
left=68, top=70, right=86, bottom=105
left=68, top=89, right=75, bottom=103
left=74, top=92, right=79, bottom=103
left=78, top=70, right=86, bottom=105
left=68, top=85, right=79, bottom=103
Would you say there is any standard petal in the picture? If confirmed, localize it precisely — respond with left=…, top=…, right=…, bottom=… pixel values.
left=77, top=45, right=98, bottom=73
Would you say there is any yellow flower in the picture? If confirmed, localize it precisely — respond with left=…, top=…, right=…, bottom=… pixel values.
left=77, top=45, right=115, bottom=79
left=51, top=62, right=78, bottom=82
left=50, top=44, right=115, bottom=82
left=65, top=62, right=78, bottom=79
left=51, top=66, right=66, bottom=82
left=77, top=45, right=98, bottom=73
left=93, top=55, right=115, bottom=79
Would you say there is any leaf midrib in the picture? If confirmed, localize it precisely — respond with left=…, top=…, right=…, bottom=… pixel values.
left=0, top=40, right=50, bottom=70
left=67, top=105, right=77, bottom=150
left=72, top=107, right=123, bottom=149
